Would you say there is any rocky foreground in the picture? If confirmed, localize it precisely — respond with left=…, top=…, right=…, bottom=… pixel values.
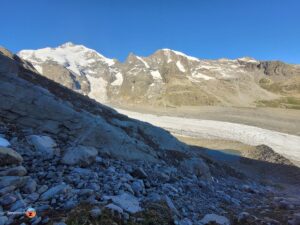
left=0, top=48, right=300, bottom=225
left=1, top=126, right=300, bottom=225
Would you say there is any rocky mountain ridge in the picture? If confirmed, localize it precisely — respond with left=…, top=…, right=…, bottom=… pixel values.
left=19, top=43, right=300, bottom=108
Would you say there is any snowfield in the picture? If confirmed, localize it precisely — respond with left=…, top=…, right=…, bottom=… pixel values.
left=116, top=108, right=300, bottom=166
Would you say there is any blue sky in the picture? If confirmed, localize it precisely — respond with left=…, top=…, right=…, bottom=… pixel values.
left=1, top=0, right=300, bottom=63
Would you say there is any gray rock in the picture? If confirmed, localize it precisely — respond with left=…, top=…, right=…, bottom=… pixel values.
left=177, top=218, right=193, bottom=225
left=86, top=183, right=100, bottom=191
left=36, top=205, right=50, bottom=213
left=131, top=179, right=145, bottom=196
left=0, top=185, right=16, bottom=196
left=242, top=185, right=256, bottom=194
left=31, top=216, right=42, bottom=225
left=0, top=176, right=29, bottom=189
left=200, top=213, right=230, bottom=225
left=26, top=135, right=58, bottom=158
left=0, top=216, right=8, bottom=225
left=40, top=184, right=70, bottom=201
left=289, top=213, right=300, bottom=225
left=26, top=192, right=39, bottom=202
left=22, top=178, right=37, bottom=194
left=105, top=203, right=124, bottom=214
left=90, top=207, right=102, bottom=218
left=164, top=195, right=180, bottom=217
left=0, top=166, right=27, bottom=176
left=41, top=217, right=50, bottom=224
left=123, top=183, right=134, bottom=195
left=9, top=199, right=26, bottom=211
left=61, top=145, right=98, bottom=167
left=277, top=199, right=294, bottom=210
left=131, top=167, right=148, bottom=179
left=63, top=199, right=78, bottom=210
left=37, top=185, right=48, bottom=194
left=50, top=198, right=56, bottom=204
left=0, top=147, right=23, bottom=166
left=180, top=157, right=210, bottom=178
left=105, top=193, right=142, bottom=214
left=78, top=189, right=94, bottom=197
left=120, top=173, right=134, bottom=182
left=72, top=167, right=92, bottom=176
left=146, top=192, right=162, bottom=202
left=0, top=194, right=17, bottom=205
left=0, top=137, right=10, bottom=147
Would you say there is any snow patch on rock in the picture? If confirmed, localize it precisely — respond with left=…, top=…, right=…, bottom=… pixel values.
left=150, top=70, right=162, bottom=80
left=191, top=71, right=215, bottom=80
left=111, top=72, right=123, bottom=86
left=136, top=56, right=150, bottom=68
left=176, top=61, right=186, bottom=72
left=162, top=49, right=199, bottom=61
left=86, top=75, right=108, bottom=103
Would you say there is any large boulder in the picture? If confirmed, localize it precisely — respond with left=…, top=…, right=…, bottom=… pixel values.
left=61, top=145, right=98, bottom=167
left=104, top=193, right=142, bottom=214
left=0, top=147, right=23, bottom=166
left=26, top=135, right=58, bottom=158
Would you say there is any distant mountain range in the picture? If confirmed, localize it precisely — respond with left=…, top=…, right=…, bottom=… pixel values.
left=18, top=42, right=300, bottom=108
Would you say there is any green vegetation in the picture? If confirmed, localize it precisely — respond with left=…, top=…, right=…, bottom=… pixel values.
left=60, top=202, right=174, bottom=225
left=259, top=78, right=285, bottom=93
left=259, top=78, right=300, bottom=94
left=256, top=97, right=300, bottom=110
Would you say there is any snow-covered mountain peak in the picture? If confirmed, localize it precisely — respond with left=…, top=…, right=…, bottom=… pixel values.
left=237, top=57, right=259, bottom=64
left=60, top=42, right=76, bottom=48
left=18, top=42, right=115, bottom=76
left=161, top=48, right=199, bottom=61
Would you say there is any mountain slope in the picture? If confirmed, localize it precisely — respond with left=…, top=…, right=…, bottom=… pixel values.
left=19, top=43, right=300, bottom=108
left=1, top=47, right=187, bottom=161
